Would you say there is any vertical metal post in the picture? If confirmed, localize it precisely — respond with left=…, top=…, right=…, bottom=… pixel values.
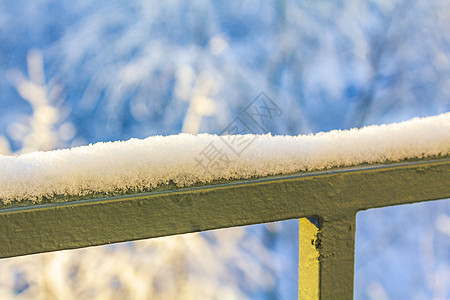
left=319, top=215, right=356, bottom=299
left=299, top=217, right=320, bottom=299
left=299, top=215, right=356, bottom=299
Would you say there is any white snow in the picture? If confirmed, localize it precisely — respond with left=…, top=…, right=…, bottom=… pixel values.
left=1, top=112, right=449, bottom=204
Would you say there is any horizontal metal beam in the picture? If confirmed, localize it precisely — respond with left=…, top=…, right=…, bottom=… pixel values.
left=0, top=158, right=448, bottom=259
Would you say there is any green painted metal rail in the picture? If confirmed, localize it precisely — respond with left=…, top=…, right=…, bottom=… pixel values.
left=1, top=157, right=449, bottom=299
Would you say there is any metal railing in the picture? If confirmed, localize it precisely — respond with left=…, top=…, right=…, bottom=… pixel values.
left=0, top=157, right=449, bottom=299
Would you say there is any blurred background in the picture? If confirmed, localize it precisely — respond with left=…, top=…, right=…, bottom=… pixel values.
left=0, top=0, right=449, bottom=299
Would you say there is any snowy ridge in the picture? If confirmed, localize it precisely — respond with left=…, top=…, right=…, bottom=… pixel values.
left=1, top=112, right=449, bottom=204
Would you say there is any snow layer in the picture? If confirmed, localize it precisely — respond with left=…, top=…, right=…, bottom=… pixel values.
left=1, top=113, right=449, bottom=203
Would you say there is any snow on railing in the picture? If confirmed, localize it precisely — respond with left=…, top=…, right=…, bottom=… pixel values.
left=1, top=112, right=448, bottom=204
left=0, top=113, right=449, bottom=299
